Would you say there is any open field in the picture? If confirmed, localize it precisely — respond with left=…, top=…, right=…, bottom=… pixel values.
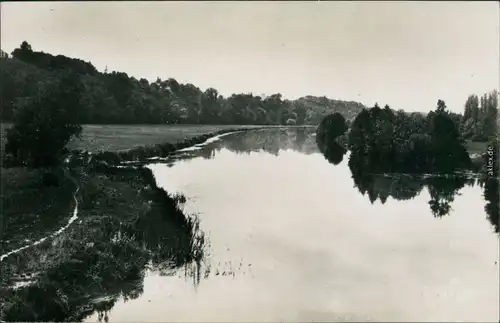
left=67, top=124, right=268, bottom=153
left=465, top=140, right=489, bottom=156
left=1, top=123, right=265, bottom=154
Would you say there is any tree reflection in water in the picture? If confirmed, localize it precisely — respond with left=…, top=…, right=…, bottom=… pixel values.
left=189, top=128, right=495, bottom=231
left=316, top=132, right=498, bottom=232
left=5, top=128, right=494, bottom=322
left=477, top=177, right=499, bottom=233
left=178, top=127, right=496, bottom=234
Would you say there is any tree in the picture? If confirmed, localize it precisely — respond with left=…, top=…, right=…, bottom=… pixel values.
left=292, top=103, right=307, bottom=125
left=315, top=113, right=349, bottom=168
left=436, top=99, right=446, bottom=114
left=200, top=88, right=220, bottom=124
left=317, top=113, right=348, bottom=140
left=20, top=41, right=32, bottom=52
left=463, top=95, right=479, bottom=121
left=11, top=41, right=34, bottom=63
left=461, top=91, right=498, bottom=141
left=348, top=108, right=372, bottom=154
left=483, top=91, right=498, bottom=139
left=429, top=100, right=471, bottom=172
left=5, top=71, right=83, bottom=168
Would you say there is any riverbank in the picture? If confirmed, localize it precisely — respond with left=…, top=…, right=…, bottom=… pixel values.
left=1, top=167, right=78, bottom=254
left=89, top=127, right=256, bottom=165
left=0, top=125, right=260, bottom=257
left=0, top=126, right=255, bottom=321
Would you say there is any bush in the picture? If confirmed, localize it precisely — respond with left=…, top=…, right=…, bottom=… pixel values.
left=5, top=71, right=83, bottom=168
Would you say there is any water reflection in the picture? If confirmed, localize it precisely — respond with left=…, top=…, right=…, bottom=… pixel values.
left=95, top=298, right=115, bottom=323
left=317, top=140, right=347, bottom=166
left=166, top=127, right=498, bottom=233
left=90, top=128, right=497, bottom=322
left=92, top=128, right=496, bottom=321
left=479, top=177, right=500, bottom=233
left=3, top=128, right=498, bottom=322
left=168, top=127, right=318, bottom=162
left=317, top=135, right=499, bottom=232
left=426, top=176, right=473, bottom=218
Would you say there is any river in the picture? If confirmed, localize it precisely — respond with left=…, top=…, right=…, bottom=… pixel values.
left=84, top=127, right=499, bottom=322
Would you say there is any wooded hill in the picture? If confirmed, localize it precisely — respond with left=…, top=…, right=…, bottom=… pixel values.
left=0, top=41, right=366, bottom=125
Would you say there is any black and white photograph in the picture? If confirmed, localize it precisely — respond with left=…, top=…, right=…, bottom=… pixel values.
left=0, top=1, right=499, bottom=322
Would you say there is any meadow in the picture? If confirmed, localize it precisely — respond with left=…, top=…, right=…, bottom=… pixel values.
left=1, top=123, right=265, bottom=154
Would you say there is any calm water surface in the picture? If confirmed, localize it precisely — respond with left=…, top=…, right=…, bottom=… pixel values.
left=85, top=128, right=499, bottom=322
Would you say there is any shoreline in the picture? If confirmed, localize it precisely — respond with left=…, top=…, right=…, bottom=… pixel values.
left=0, top=126, right=261, bottom=322
left=1, top=126, right=497, bottom=321
left=87, top=126, right=293, bottom=165
left=0, top=128, right=247, bottom=263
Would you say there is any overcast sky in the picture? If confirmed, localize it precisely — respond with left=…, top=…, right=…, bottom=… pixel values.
left=1, top=1, right=498, bottom=113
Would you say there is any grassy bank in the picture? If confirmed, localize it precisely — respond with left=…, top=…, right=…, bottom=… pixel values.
left=1, top=167, right=77, bottom=253
left=90, top=127, right=265, bottom=165
left=1, top=123, right=262, bottom=154
left=0, top=126, right=256, bottom=321
left=1, top=165, right=199, bottom=321
left=66, top=124, right=264, bottom=153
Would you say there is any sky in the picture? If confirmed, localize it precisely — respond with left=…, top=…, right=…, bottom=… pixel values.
left=1, top=1, right=499, bottom=113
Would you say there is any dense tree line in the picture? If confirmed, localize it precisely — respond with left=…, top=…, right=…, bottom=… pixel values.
left=460, top=91, right=498, bottom=141
left=11, top=41, right=98, bottom=75
left=0, top=41, right=365, bottom=125
left=346, top=100, right=471, bottom=174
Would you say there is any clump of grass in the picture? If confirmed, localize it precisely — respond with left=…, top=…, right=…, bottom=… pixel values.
left=1, top=154, right=208, bottom=321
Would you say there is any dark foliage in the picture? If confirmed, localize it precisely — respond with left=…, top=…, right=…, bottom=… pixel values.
left=4, top=71, right=83, bottom=168
left=346, top=101, right=471, bottom=174
left=482, top=178, right=499, bottom=233
left=460, top=91, right=498, bottom=142
left=316, top=112, right=347, bottom=144
left=0, top=42, right=366, bottom=126
left=11, top=41, right=98, bottom=75
left=41, top=172, right=60, bottom=187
